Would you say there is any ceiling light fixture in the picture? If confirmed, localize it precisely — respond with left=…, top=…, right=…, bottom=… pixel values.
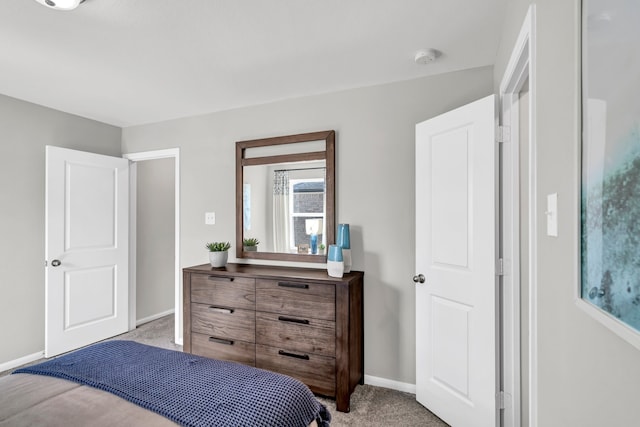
left=414, top=49, right=440, bottom=65
left=34, top=0, right=85, bottom=11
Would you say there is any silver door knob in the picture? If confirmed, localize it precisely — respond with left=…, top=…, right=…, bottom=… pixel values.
left=51, top=259, right=61, bottom=267
left=413, top=274, right=425, bottom=284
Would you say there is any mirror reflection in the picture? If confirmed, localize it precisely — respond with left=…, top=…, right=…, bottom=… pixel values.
left=243, top=161, right=326, bottom=254
left=236, top=130, right=335, bottom=263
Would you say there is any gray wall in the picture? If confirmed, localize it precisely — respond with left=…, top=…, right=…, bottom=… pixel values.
left=122, top=67, right=494, bottom=384
left=135, top=158, right=175, bottom=322
left=0, top=94, right=121, bottom=365
left=495, top=1, right=640, bottom=425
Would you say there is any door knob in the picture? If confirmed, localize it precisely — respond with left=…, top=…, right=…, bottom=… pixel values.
left=51, top=259, right=61, bottom=267
left=413, top=274, right=425, bottom=284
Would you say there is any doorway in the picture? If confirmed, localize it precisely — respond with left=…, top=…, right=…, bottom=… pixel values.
left=124, top=149, right=181, bottom=345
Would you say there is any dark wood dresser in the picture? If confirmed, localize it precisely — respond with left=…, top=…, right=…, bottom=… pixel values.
left=182, top=263, right=364, bottom=412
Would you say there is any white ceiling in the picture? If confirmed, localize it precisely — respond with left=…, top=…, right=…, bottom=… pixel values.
left=0, top=0, right=505, bottom=127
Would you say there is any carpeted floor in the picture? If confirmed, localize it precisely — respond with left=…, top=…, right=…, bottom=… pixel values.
left=317, top=384, right=448, bottom=426
left=1, top=315, right=448, bottom=426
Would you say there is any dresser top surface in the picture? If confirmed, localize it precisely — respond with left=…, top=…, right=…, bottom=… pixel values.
left=184, top=263, right=363, bottom=284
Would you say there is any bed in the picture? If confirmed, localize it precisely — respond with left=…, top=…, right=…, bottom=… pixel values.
left=0, top=340, right=330, bottom=427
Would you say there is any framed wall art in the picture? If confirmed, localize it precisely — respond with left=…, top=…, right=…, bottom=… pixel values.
left=581, top=0, right=640, bottom=340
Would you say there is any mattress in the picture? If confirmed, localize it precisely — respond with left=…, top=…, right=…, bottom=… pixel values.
left=0, top=341, right=327, bottom=427
left=0, top=374, right=320, bottom=427
left=0, top=373, right=178, bottom=427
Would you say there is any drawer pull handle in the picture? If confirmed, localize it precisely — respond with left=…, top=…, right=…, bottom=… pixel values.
left=209, top=306, right=234, bottom=314
left=278, top=316, right=309, bottom=325
left=209, top=337, right=234, bottom=346
left=277, top=282, right=308, bottom=289
left=278, top=350, right=310, bottom=360
left=208, top=276, right=234, bottom=282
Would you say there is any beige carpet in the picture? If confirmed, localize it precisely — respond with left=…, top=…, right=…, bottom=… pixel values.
left=317, top=385, right=448, bottom=426
left=2, top=315, right=448, bottom=426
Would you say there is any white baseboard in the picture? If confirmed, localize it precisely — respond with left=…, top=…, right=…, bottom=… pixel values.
left=364, top=374, right=416, bottom=394
left=1, top=311, right=174, bottom=374
left=136, top=308, right=175, bottom=327
left=0, top=350, right=44, bottom=373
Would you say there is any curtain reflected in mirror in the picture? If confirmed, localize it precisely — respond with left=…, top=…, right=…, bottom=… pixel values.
left=273, top=169, right=290, bottom=252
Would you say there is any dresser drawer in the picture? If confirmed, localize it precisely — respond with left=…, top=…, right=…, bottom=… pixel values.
left=191, top=303, right=255, bottom=343
left=191, top=274, right=255, bottom=310
left=191, top=332, right=255, bottom=366
left=256, top=279, right=335, bottom=321
left=255, top=344, right=335, bottom=397
left=256, top=311, right=334, bottom=357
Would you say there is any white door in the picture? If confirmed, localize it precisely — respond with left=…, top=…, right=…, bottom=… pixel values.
left=415, top=95, right=497, bottom=426
left=45, top=146, right=129, bottom=357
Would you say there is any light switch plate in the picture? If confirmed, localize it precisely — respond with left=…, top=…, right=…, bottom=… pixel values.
left=546, top=193, right=558, bottom=237
left=205, top=212, right=215, bottom=225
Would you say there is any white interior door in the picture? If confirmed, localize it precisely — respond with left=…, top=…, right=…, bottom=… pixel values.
left=45, top=146, right=129, bottom=358
left=415, top=95, right=497, bottom=426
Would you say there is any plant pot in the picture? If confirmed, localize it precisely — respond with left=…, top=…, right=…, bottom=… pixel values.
left=243, top=245, right=258, bottom=252
left=209, top=251, right=228, bottom=268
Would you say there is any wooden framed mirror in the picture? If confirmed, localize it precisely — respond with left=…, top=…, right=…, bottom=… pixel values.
left=236, top=130, right=335, bottom=263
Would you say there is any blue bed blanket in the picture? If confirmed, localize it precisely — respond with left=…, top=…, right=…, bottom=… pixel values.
left=14, top=340, right=330, bottom=427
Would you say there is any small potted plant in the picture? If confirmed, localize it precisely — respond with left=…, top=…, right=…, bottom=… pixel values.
left=206, top=242, right=231, bottom=268
left=318, top=243, right=326, bottom=255
left=243, top=237, right=260, bottom=252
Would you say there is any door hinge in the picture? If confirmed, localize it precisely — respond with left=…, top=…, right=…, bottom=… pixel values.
left=496, top=258, right=504, bottom=276
left=497, top=391, right=505, bottom=409
left=497, top=391, right=512, bottom=411
left=496, top=125, right=510, bottom=144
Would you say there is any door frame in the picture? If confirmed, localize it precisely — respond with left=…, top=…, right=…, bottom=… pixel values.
left=499, top=5, right=536, bottom=427
left=123, top=148, right=181, bottom=346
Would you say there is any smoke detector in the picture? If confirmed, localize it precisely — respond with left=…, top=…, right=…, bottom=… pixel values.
left=414, top=49, right=440, bottom=65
